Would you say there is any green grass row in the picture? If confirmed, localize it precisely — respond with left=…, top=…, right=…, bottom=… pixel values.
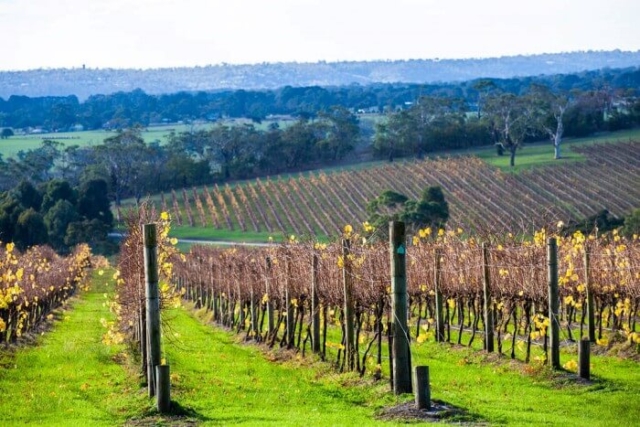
left=0, top=271, right=149, bottom=426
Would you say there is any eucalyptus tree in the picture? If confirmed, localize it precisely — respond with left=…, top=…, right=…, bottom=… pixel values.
left=528, top=84, right=573, bottom=159
left=484, top=92, right=532, bottom=167
left=92, top=127, right=150, bottom=208
left=373, top=96, right=467, bottom=159
left=471, top=79, right=498, bottom=118
left=315, top=106, right=359, bottom=161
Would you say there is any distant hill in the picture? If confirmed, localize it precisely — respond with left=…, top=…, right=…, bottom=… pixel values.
left=2, top=50, right=640, bottom=100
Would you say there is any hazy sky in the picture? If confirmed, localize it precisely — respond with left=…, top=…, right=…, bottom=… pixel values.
left=2, top=0, right=639, bottom=70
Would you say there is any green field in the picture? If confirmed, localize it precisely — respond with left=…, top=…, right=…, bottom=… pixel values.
left=474, top=128, right=640, bottom=172
left=0, top=117, right=295, bottom=159
left=0, top=125, right=193, bottom=158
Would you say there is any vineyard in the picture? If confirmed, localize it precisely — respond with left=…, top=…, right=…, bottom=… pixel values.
left=112, top=202, right=640, bottom=381
left=166, top=228, right=639, bottom=373
left=144, top=141, right=640, bottom=237
left=0, top=243, right=92, bottom=342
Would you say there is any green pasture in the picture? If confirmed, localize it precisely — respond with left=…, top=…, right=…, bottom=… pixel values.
left=0, top=126, right=181, bottom=159
left=472, top=128, right=640, bottom=172
left=0, top=117, right=295, bottom=159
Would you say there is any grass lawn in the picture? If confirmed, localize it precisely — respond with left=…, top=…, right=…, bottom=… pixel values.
left=168, top=226, right=277, bottom=243
left=410, top=341, right=640, bottom=426
left=471, top=128, right=640, bottom=172
left=159, top=301, right=640, bottom=426
left=162, top=306, right=403, bottom=426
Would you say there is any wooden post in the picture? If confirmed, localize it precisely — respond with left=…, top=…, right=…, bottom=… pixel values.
left=311, top=253, right=321, bottom=354
left=143, top=223, right=161, bottom=397
left=413, top=366, right=431, bottom=410
left=390, top=221, right=412, bottom=394
left=482, top=243, right=494, bottom=352
left=434, top=248, right=445, bottom=343
left=547, top=237, right=560, bottom=369
left=250, top=288, right=259, bottom=340
left=285, top=255, right=295, bottom=348
left=139, top=309, right=147, bottom=381
left=342, top=239, right=355, bottom=370
left=584, top=247, right=596, bottom=343
left=212, top=290, right=219, bottom=323
left=265, top=257, right=274, bottom=336
left=579, top=338, right=590, bottom=380
left=156, top=364, right=171, bottom=413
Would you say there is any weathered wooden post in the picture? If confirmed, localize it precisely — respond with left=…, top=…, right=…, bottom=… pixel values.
left=311, top=253, right=321, bottom=354
left=285, top=254, right=295, bottom=348
left=390, top=221, right=412, bottom=394
left=250, top=286, right=259, bottom=340
left=434, top=247, right=445, bottom=343
left=579, top=338, right=591, bottom=380
left=413, top=366, right=431, bottom=410
left=265, top=257, right=274, bottom=337
left=547, top=237, right=560, bottom=369
left=156, top=364, right=171, bottom=412
left=342, top=239, right=355, bottom=370
left=139, top=308, right=147, bottom=381
left=482, top=242, right=494, bottom=352
left=584, top=247, right=596, bottom=343
left=143, top=223, right=161, bottom=398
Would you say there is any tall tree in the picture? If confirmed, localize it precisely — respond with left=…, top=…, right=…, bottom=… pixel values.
left=14, top=208, right=48, bottom=251
left=366, top=186, right=449, bottom=237
left=315, top=106, right=359, bottom=161
left=0, top=194, right=24, bottom=243
left=93, top=127, right=149, bottom=206
left=0, top=128, right=13, bottom=139
left=41, top=179, right=77, bottom=212
left=76, top=179, right=114, bottom=227
left=484, top=93, right=531, bottom=167
left=44, top=200, right=79, bottom=252
left=11, top=180, right=42, bottom=211
left=528, top=84, right=573, bottom=159
left=12, top=140, right=62, bottom=183
left=471, top=79, right=498, bottom=118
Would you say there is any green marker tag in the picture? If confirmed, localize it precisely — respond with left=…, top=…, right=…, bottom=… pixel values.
left=397, top=244, right=406, bottom=255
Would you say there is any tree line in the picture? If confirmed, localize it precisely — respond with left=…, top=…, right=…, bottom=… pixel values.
left=1, top=80, right=639, bottom=218
left=0, top=107, right=359, bottom=208
left=374, top=81, right=640, bottom=166
left=1, top=66, right=639, bottom=130
left=0, top=179, right=114, bottom=254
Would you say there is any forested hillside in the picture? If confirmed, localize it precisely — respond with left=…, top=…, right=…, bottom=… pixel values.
left=2, top=50, right=640, bottom=99
left=2, top=65, right=640, bottom=131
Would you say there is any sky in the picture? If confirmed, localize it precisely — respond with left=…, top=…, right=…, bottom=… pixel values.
left=1, top=0, right=639, bottom=70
